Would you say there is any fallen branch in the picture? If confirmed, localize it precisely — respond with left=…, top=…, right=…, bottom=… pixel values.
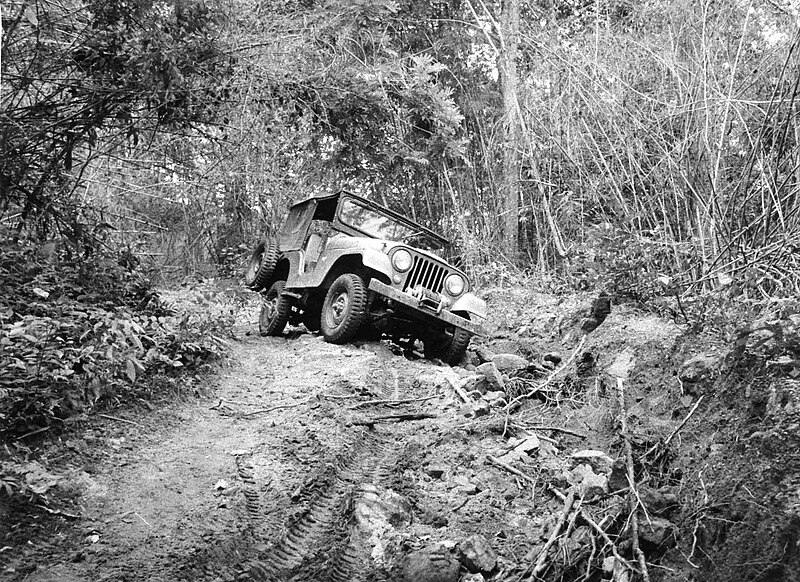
left=504, top=334, right=587, bottom=411
left=14, top=426, right=50, bottom=440
left=487, top=455, right=536, bottom=485
left=98, top=414, right=141, bottom=427
left=351, top=412, right=437, bottom=426
left=616, top=377, right=651, bottom=582
left=533, top=489, right=576, bottom=577
left=524, top=425, right=588, bottom=439
left=320, top=393, right=362, bottom=400
left=644, top=395, right=704, bottom=458
left=210, top=398, right=252, bottom=410
left=446, top=377, right=473, bottom=403
left=242, top=398, right=311, bottom=417
left=347, top=395, right=437, bottom=409
left=550, top=487, right=631, bottom=573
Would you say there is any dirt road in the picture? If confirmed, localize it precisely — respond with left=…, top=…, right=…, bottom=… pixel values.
left=10, top=290, right=794, bottom=582
left=13, top=326, right=553, bottom=582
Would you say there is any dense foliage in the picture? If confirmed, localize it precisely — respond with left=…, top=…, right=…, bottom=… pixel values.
left=0, top=234, right=234, bottom=440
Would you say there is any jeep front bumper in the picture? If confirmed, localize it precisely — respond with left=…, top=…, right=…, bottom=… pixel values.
left=368, top=279, right=484, bottom=336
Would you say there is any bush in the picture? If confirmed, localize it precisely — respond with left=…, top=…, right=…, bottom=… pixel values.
left=0, top=236, right=235, bottom=438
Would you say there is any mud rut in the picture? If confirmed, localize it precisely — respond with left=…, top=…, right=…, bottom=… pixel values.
left=203, top=336, right=424, bottom=582
left=165, top=332, right=432, bottom=582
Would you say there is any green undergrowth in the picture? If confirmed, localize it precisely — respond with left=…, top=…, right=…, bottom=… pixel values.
left=0, top=236, right=249, bottom=505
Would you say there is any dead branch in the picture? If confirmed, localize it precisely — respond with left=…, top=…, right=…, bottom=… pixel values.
left=644, top=395, right=704, bottom=457
left=533, top=488, right=576, bottom=577
left=616, top=377, right=651, bottom=582
left=523, top=425, right=588, bottom=439
left=347, top=395, right=437, bottom=409
left=98, top=413, right=142, bottom=427
left=351, top=412, right=437, bottom=426
left=550, top=487, right=631, bottom=571
left=242, top=398, right=311, bottom=417
left=446, top=376, right=473, bottom=403
left=487, top=454, right=536, bottom=485
left=504, top=334, right=587, bottom=411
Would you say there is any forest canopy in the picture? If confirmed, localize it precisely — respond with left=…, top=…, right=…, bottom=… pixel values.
left=1, top=0, right=799, bottom=298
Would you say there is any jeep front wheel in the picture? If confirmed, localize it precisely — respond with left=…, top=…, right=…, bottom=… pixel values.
left=245, top=238, right=278, bottom=291
left=259, top=280, right=291, bottom=336
left=321, top=274, right=368, bottom=344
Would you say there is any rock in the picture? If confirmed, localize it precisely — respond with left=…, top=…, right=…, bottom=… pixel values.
left=580, top=471, right=608, bottom=498
left=398, top=545, right=460, bottom=582
left=484, top=390, right=507, bottom=406
left=463, top=574, right=485, bottom=582
left=637, top=516, right=677, bottom=550
left=460, top=374, right=489, bottom=395
left=354, top=485, right=412, bottom=531
left=580, top=317, right=601, bottom=334
left=544, top=352, right=562, bottom=365
left=457, top=534, right=497, bottom=574
left=569, top=450, right=614, bottom=474
left=680, top=353, right=723, bottom=389
left=476, top=362, right=505, bottom=390
left=639, top=486, right=679, bottom=516
left=425, top=464, right=447, bottom=479
left=569, top=464, right=608, bottom=498
left=472, top=399, right=491, bottom=417
left=475, top=345, right=495, bottom=364
left=608, top=459, right=628, bottom=491
left=491, top=353, right=530, bottom=373
left=509, top=435, right=540, bottom=455
left=602, top=557, right=630, bottom=582
left=591, top=293, right=612, bottom=322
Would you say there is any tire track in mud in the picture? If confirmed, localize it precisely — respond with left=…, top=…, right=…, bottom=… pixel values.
left=244, top=359, right=424, bottom=582
left=246, top=429, right=399, bottom=582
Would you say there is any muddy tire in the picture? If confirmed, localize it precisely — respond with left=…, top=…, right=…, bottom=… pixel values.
left=245, top=238, right=278, bottom=291
left=425, top=326, right=473, bottom=365
left=321, top=274, right=368, bottom=344
left=259, top=280, right=291, bottom=336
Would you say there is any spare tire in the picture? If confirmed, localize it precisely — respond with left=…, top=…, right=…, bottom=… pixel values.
left=244, top=238, right=278, bottom=291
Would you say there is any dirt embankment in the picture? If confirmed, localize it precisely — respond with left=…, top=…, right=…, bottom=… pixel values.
left=2, top=289, right=800, bottom=582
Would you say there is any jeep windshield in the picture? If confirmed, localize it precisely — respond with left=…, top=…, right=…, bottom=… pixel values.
left=338, top=198, right=448, bottom=252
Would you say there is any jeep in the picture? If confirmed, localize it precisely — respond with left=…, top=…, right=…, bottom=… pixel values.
left=244, top=190, right=487, bottom=364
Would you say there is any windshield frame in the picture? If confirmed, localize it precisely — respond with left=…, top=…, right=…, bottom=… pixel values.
left=334, top=194, right=450, bottom=251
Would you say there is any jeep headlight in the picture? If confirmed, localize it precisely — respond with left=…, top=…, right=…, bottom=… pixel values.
left=392, top=249, right=413, bottom=272
left=444, top=274, right=465, bottom=296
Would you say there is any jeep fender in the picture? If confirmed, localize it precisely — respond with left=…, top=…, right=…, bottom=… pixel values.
left=451, top=292, right=487, bottom=321
left=361, top=249, right=393, bottom=280
left=286, top=248, right=393, bottom=289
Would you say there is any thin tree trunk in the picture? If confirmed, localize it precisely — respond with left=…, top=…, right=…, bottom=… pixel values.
left=499, top=0, right=521, bottom=263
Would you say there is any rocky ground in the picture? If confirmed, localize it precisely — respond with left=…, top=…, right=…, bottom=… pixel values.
left=2, top=286, right=799, bottom=581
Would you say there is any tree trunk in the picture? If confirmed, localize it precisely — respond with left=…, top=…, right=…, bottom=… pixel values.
left=499, top=0, right=521, bottom=263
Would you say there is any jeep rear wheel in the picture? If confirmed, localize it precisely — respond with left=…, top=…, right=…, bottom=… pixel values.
left=425, top=326, right=472, bottom=365
left=245, top=238, right=278, bottom=291
left=321, top=274, right=368, bottom=344
left=259, top=280, right=291, bottom=336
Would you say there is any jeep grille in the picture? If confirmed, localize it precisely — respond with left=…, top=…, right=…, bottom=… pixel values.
left=404, top=256, right=450, bottom=294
